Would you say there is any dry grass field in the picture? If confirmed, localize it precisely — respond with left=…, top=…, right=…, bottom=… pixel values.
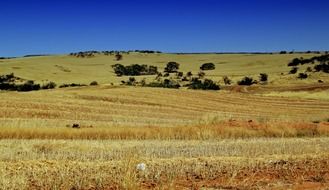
left=0, top=53, right=329, bottom=189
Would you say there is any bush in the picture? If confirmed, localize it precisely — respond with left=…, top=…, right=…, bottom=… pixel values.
left=200, top=63, right=215, bottom=70
left=176, top=72, right=183, bottom=78
left=223, top=76, right=232, bottom=85
left=59, top=83, right=87, bottom=88
left=89, top=81, right=98, bottom=86
left=289, top=67, right=298, bottom=74
left=146, top=79, right=180, bottom=89
left=112, top=64, right=158, bottom=76
left=186, top=71, right=193, bottom=77
left=188, top=78, right=220, bottom=90
left=16, top=80, right=40, bottom=91
left=164, top=62, right=179, bottom=73
left=279, top=51, right=287, bottom=54
left=314, top=63, right=329, bottom=73
left=259, top=73, right=268, bottom=82
left=198, top=71, right=205, bottom=79
left=115, top=53, right=122, bottom=61
left=237, top=77, right=255, bottom=86
left=41, top=81, right=57, bottom=89
left=297, top=73, right=308, bottom=79
left=288, top=58, right=301, bottom=66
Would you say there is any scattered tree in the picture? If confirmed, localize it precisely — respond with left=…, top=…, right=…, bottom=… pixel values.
left=237, top=77, right=255, bottom=86
left=89, top=81, right=98, bottom=86
left=200, top=63, right=215, bottom=70
left=223, top=76, right=232, bottom=85
left=259, top=73, right=268, bottom=82
left=164, top=62, right=180, bottom=73
left=115, top=53, right=123, bottom=61
left=289, top=67, right=298, bottom=74
left=297, top=73, right=308, bottom=79
left=41, top=81, right=57, bottom=89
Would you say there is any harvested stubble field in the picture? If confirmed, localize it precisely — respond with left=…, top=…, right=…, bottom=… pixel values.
left=1, top=138, right=329, bottom=189
left=0, top=53, right=329, bottom=189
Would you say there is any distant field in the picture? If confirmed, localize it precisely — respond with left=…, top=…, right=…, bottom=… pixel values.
left=0, top=53, right=327, bottom=85
left=1, top=53, right=329, bottom=189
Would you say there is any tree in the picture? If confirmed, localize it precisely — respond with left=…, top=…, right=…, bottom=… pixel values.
left=237, top=77, right=255, bottom=86
left=297, top=73, right=308, bottom=79
left=259, top=73, right=268, bottom=82
left=289, top=67, right=298, bottom=74
left=188, top=78, right=220, bottom=90
left=41, top=81, right=57, bottom=89
left=89, top=81, right=98, bottom=86
left=115, top=53, right=122, bottom=61
left=198, top=71, right=205, bottom=79
left=223, top=76, right=232, bottom=85
left=112, top=64, right=126, bottom=76
left=200, top=63, right=215, bottom=70
left=164, top=62, right=179, bottom=73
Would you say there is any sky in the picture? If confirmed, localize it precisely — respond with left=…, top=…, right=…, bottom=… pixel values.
left=0, top=0, right=329, bottom=56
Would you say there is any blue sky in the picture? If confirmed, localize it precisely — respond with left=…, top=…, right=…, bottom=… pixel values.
left=1, top=0, right=329, bottom=56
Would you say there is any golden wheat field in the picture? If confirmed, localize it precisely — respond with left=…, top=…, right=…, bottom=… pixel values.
left=0, top=53, right=329, bottom=189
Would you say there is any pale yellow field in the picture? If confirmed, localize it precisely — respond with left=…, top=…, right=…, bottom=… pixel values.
left=1, top=138, right=329, bottom=189
left=0, top=53, right=326, bottom=85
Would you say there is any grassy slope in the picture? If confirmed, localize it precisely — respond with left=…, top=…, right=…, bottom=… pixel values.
left=0, top=53, right=327, bottom=85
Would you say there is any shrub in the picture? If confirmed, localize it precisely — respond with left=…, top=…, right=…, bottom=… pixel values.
left=186, top=71, right=193, bottom=77
left=115, top=53, right=122, bottom=61
left=188, top=78, right=220, bottom=90
left=200, top=63, right=215, bottom=70
left=127, top=77, right=136, bottom=85
left=164, top=62, right=179, bottom=73
left=176, top=72, right=183, bottom=78
left=112, top=64, right=126, bottom=76
left=279, top=51, right=287, bottom=54
left=0, top=73, right=16, bottom=83
left=223, top=76, right=232, bottom=85
left=16, top=80, right=40, bottom=91
left=259, top=73, right=268, bottom=82
left=314, top=63, right=329, bottom=73
left=41, top=81, right=57, bottom=89
left=297, top=73, right=308, bottom=79
left=59, top=83, right=87, bottom=88
left=198, top=71, right=205, bottom=79
left=146, top=79, right=180, bottom=89
left=89, top=81, right=98, bottom=86
left=288, top=58, right=301, bottom=66
left=112, top=64, right=158, bottom=76
left=237, top=77, right=255, bottom=86
left=289, top=67, right=298, bottom=74
left=305, top=67, right=312, bottom=72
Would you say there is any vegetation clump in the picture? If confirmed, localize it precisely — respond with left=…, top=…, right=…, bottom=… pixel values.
left=164, top=62, right=180, bottom=73
left=289, top=67, right=298, bottom=74
left=89, top=81, right=98, bottom=86
left=41, top=81, right=57, bottom=89
left=237, top=76, right=256, bottom=86
left=259, top=73, right=268, bottom=83
left=187, top=78, right=220, bottom=90
left=223, top=76, right=232, bottom=85
left=59, top=83, right=87, bottom=88
left=200, top=63, right=215, bottom=70
left=146, top=79, right=181, bottom=89
left=297, top=73, right=308, bottom=79
left=112, top=64, right=158, bottom=76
